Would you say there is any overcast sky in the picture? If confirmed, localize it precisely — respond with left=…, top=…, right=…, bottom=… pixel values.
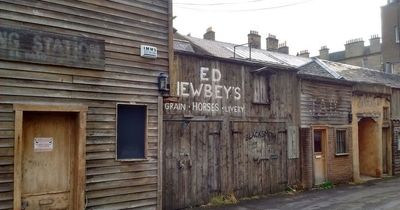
left=173, top=0, right=387, bottom=56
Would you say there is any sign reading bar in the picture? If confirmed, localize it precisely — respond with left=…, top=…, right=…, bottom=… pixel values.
left=0, top=26, right=105, bottom=69
left=34, top=137, right=54, bottom=152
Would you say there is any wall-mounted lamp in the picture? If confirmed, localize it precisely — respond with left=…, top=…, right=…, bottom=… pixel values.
left=158, top=72, right=169, bottom=92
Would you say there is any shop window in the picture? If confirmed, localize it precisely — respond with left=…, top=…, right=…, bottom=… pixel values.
left=336, top=130, right=347, bottom=154
left=116, top=104, right=147, bottom=160
left=252, top=74, right=270, bottom=104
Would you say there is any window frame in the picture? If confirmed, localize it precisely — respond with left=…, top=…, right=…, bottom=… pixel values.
left=115, top=103, right=148, bottom=161
left=384, top=62, right=393, bottom=74
left=252, top=73, right=270, bottom=105
left=395, top=25, right=400, bottom=44
left=335, top=129, right=348, bottom=155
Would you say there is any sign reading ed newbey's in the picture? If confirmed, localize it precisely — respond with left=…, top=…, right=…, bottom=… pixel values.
left=0, top=26, right=105, bottom=69
left=165, top=67, right=245, bottom=114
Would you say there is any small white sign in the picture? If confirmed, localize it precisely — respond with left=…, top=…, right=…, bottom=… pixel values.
left=140, top=45, right=158, bottom=59
left=34, top=137, right=54, bottom=152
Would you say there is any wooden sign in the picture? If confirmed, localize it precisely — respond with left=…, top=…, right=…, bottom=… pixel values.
left=0, top=26, right=105, bottom=69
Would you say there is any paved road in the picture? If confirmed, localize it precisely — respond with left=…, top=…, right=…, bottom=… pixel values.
left=197, top=177, right=400, bottom=210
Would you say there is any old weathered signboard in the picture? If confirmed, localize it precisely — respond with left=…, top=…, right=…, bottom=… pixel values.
left=0, top=26, right=105, bottom=69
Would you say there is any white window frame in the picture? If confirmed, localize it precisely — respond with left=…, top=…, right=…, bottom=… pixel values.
left=335, top=129, right=347, bottom=155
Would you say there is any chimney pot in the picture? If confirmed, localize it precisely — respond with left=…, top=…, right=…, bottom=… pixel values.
left=319, top=46, right=330, bottom=60
left=266, top=34, right=279, bottom=51
left=203, top=27, right=215, bottom=41
left=248, top=30, right=261, bottom=49
left=297, top=50, right=310, bottom=58
left=345, top=38, right=364, bottom=58
left=369, top=34, right=381, bottom=53
left=277, top=41, right=289, bottom=54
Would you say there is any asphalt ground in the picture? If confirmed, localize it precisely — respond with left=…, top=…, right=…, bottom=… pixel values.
left=193, top=176, right=400, bottom=210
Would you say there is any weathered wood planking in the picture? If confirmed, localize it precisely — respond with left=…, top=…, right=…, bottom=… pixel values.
left=300, top=80, right=352, bottom=126
left=0, top=0, right=170, bottom=209
left=163, top=53, right=301, bottom=209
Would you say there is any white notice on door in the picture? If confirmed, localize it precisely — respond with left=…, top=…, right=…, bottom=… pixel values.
left=34, top=137, right=54, bottom=152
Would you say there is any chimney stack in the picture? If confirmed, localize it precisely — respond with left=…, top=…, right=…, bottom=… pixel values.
left=369, top=34, right=381, bottom=54
left=345, top=38, right=364, bottom=58
left=203, top=27, right=215, bottom=41
left=277, top=42, right=289, bottom=54
left=297, top=50, right=310, bottom=58
left=319, top=46, right=330, bottom=60
left=266, top=34, right=279, bottom=51
left=248, top=30, right=261, bottom=49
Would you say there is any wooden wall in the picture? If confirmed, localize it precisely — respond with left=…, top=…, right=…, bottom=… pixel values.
left=300, top=79, right=352, bottom=126
left=0, top=1, right=170, bottom=209
left=163, top=53, right=301, bottom=209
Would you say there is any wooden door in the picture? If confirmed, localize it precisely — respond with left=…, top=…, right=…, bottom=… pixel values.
left=21, top=112, right=75, bottom=210
left=313, top=129, right=326, bottom=185
left=163, top=120, right=222, bottom=210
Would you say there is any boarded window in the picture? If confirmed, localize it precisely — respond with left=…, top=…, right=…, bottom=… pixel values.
left=252, top=74, right=269, bottom=104
left=116, top=104, right=147, bottom=160
left=336, top=130, right=347, bottom=154
left=287, top=125, right=299, bottom=159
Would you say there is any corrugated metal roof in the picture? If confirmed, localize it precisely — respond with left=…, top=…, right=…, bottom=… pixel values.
left=174, top=34, right=400, bottom=89
left=181, top=35, right=311, bottom=68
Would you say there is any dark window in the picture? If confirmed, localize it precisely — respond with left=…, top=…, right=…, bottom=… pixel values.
left=116, top=104, right=147, bottom=160
left=314, top=130, right=322, bottom=153
left=336, top=130, right=347, bottom=154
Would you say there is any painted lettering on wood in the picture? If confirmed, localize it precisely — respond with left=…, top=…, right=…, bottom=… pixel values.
left=0, top=26, right=105, bottom=69
left=165, top=67, right=245, bottom=115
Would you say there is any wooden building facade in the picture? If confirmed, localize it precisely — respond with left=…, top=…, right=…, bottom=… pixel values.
left=0, top=1, right=172, bottom=209
left=297, top=61, right=353, bottom=188
left=163, top=45, right=302, bottom=209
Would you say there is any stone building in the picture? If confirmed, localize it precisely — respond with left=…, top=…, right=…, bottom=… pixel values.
left=382, top=0, right=400, bottom=74
left=316, top=36, right=382, bottom=71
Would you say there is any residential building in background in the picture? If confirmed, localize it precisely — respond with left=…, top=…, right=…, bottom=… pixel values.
left=382, top=0, right=400, bottom=74
left=316, top=36, right=383, bottom=71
